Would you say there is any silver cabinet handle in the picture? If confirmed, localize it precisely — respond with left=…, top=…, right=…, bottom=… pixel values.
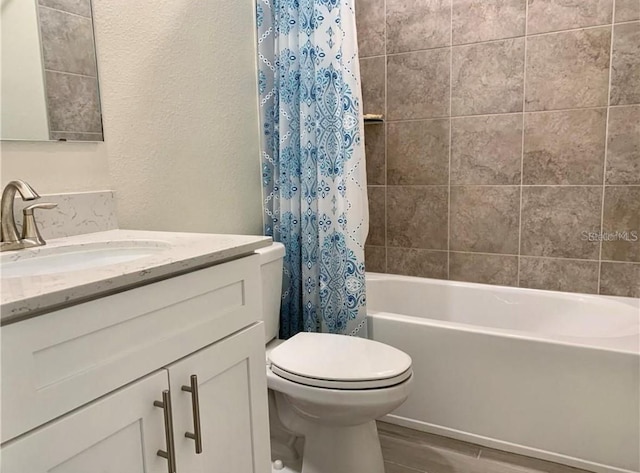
left=181, top=374, right=203, bottom=454
left=154, top=390, right=177, bottom=473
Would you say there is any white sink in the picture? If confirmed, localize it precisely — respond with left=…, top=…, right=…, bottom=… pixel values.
left=0, top=240, right=171, bottom=278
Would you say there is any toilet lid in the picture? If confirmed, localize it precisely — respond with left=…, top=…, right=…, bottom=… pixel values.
left=269, top=333, right=412, bottom=390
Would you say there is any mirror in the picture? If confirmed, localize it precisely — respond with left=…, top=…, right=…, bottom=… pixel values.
left=1, top=0, right=103, bottom=141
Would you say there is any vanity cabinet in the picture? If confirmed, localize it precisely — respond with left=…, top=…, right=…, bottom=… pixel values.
left=1, top=324, right=270, bottom=473
left=1, top=254, right=271, bottom=473
left=1, top=371, right=170, bottom=472
left=167, top=323, right=270, bottom=473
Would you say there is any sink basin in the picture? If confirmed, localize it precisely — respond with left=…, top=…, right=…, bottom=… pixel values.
left=0, top=240, right=171, bottom=278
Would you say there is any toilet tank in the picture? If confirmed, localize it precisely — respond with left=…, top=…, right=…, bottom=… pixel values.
left=255, top=242, right=285, bottom=343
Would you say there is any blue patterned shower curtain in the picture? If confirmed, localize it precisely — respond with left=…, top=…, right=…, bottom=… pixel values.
left=257, top=0, right=369, bottom=338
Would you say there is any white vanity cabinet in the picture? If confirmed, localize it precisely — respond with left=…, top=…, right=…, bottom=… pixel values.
left=167, top=323, right=270, bottom=473
left=1, top=324, right=270, bottom=473
left=1, top=370, right=170, bottom=472
left=1, top=253, right=271, bottom=473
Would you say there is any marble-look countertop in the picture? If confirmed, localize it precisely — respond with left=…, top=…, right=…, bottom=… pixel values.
left=0, top=229, right=272, bottom=324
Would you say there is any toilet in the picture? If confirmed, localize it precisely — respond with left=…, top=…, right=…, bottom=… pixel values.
left=257, top=243, right=413, bottom=473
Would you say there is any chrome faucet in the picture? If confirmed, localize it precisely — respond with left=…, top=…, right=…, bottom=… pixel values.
left=1, top=180, right=57, bottom=252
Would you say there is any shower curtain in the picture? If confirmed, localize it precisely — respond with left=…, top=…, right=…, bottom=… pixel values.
left=257, top=0, right=369, bottom=339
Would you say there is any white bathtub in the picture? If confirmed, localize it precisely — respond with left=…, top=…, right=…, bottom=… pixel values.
left=366, top=272, right=640, bottom=473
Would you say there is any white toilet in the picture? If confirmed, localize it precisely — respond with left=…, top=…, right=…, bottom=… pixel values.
left=257, top=243, right=413, bottom=473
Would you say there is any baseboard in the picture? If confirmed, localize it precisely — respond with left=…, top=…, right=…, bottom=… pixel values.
left=381, top=415, right=637, bottom=473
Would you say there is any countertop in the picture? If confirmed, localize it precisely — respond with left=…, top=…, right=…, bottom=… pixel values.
left=0, top=229, right=272, bottom=324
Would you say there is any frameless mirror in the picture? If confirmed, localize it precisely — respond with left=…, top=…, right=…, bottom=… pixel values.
left=1, top=0, right=103, bottom=141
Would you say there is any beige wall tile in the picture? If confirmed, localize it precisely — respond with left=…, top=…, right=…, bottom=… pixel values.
left=610, top=22, right=640, bottom=106
left=523, top=109, right=607, bottom=185
left=386, top=0, right=451, bottom=53
left=354, top=0, right=638, bottom=292
left=452, top=0, right=526, bottom=44
left=451, top=114, right=523, bottom=185
left=450, top=186, right=520, bottom=254
left=365, top=124, right=386, bottom=185
left=527, top=0, right=613, bottom=34
left=449, top=252, right=519, bottom=286
left=367, top=186, right=386, bottom=246
left=39, top=6, right=97, bottom=76
left=616, top=0, right=640, bottom=22
left=387, top=49, right=450, bottom=120
left=39, top=0, right=91, bottom=17
left=360, top=56, right=386, bottom=116
left=601, top=186, right=640, bottom=262
left=607, top=105, right=640, bottom=185
left=519, top=257, right=599, bottom=294
left=388, top=120, right=449, bottom=185
left=526, top=28, right=611, bottom=111
left=355, top=0, right=385, bottom=57
left=365, top=246, right=386, bottom=273
left=600, top=262, right=640, bottom=297
left=387, top=248, right=448, bottom=279
left=388, top=186, right=449, bottom=249
left=452, top=38, right=525, bottom=116
left=521, top=186, right=602, bottom=259
left=45, top=71, right=102, bottom=133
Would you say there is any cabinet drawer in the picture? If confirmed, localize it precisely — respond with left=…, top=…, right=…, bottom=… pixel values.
left=1, top=254, right=261, bottom=443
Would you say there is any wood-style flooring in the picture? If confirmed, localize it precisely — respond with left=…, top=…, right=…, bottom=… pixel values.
left=378, top=422, right=594, bottom=473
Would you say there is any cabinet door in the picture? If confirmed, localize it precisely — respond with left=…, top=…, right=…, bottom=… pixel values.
left=168, top=323, right=271, bottom=473
left=1, top=371, right=171, bottom=473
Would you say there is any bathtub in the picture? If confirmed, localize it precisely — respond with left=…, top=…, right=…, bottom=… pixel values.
left=366, top=272, right=640, bottom=473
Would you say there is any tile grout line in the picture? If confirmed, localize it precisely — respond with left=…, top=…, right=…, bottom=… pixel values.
left=609, top=101, right=640, bottom=108
left=38, top=4, right=92, bottom=20
left=383, top=0, right=388, bottom=274
left=376, top=245, right=632, bottom=265
left=44, top=69, right=98, bottom=80
left=447, top=0, right=453, bottom=280
left=374, top=21, right=622, bottom=61
left=598, top=2, right=617, bottom=294
left=516, top=21, right=615, bottom=38
left=381, top=103, right=627, bottom=124
left=517, top=0, right=530, bottom=287
left=368, top=184, right=640, bottom=188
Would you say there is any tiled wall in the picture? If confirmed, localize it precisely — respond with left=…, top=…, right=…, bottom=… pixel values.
left=358, top=0, right=639, bottom=297
left=38, top=0, right=103, bottom=141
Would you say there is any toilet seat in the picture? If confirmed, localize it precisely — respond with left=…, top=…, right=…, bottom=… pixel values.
left=268, top=332, right=412, bottom=390
left=270, top=364, right=412, bottom=389
left=267, top=367, right=413, bottom=412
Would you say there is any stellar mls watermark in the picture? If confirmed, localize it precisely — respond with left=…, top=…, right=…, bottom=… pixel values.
left=581, top=230, right=639, bottom=242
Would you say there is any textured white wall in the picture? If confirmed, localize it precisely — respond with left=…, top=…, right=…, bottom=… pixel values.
left=92, top=0, right=263, bottom=234
left=0, top=141, right=110, bottom=193
left=1, top=0, right=263, bottom=235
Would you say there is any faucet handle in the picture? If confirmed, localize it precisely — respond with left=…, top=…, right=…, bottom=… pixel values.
left=21, top=202, right=57, bottom=243
left=23, top=202, right=57, bottom=215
